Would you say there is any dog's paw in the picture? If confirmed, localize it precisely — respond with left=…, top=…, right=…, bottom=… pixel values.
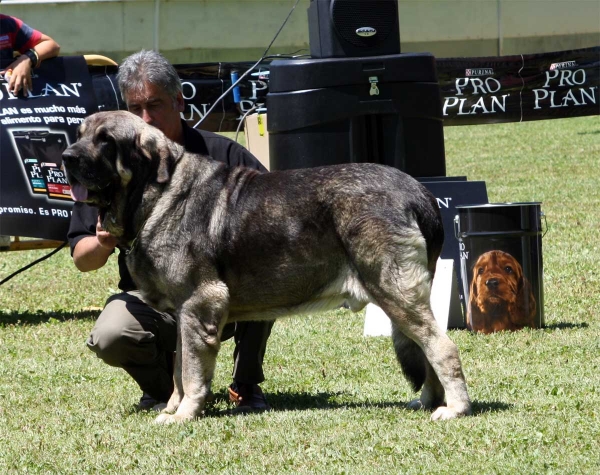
left=154, top=413, right=193, bottom=425
left=161, top=401, right=179, bottom=415
left=430, top=405, right=470, bottom=421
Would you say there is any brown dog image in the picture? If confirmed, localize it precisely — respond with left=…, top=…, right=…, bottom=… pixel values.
left=467, top=250, right=536, bottom=333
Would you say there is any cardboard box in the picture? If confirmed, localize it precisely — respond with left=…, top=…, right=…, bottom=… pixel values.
left=244, top=113, right=270, bottom=171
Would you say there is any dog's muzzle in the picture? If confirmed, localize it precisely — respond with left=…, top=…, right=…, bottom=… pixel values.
left=62, top=148, right=113, bottom=204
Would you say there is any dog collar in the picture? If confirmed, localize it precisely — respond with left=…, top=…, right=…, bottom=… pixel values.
left=124, top=218, right=148, bottom=255
left=124, top=236, right=139, bottom=256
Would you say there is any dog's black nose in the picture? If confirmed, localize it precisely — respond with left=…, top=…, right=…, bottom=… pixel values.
left=62, top=149, right=77, bottom=165
left=486, top=278, right=499, bottom=288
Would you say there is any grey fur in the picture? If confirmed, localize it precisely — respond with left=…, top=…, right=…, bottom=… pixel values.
left=63, top=111, right=472, bottom=423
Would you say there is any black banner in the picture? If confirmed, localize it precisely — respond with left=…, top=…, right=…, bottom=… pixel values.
left=419, top=178, right=489, bottom=327
left=0, top=56, right=97, bottom=241
left=89, top=61, right=269, bottom=133
left=440, top=47, right=600, bottom=125
left=89, top=46, right=599, bottom=132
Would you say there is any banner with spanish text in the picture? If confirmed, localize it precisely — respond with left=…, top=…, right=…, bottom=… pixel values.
left=0, top=56, right=96, bottom=241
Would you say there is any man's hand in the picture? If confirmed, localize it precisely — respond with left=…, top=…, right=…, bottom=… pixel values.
left=2, top=55, right=33, bottom=96
left=96, top=216, right=118, bottom=250
left=72, top=216, right=118, bottom=272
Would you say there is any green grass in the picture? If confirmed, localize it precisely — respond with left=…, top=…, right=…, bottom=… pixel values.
left=1, top=116, right=599, bottom=474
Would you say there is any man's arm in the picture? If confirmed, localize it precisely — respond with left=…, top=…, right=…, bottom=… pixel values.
left=32, top=33, right=60, bottom=62
left=2, top=19, right=60, bottom=96
left=72, top=221, right=117, bottom=272
left=68, top=203, right=117, bottom=272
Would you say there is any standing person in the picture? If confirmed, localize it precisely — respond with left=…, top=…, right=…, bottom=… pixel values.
left=0, top=14, right=60, bottom=96
left=67, top=50, right=273, bottom=412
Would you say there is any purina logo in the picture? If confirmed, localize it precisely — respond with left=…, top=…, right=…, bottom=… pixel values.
left=465, top=68, right=494, bottom=77
left=549, top=61, right=577, bottom=71
left=356, top=27, right=377, bottom=37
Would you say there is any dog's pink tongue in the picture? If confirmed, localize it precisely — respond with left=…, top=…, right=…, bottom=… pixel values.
left=70, top=183, right=88, bottom=202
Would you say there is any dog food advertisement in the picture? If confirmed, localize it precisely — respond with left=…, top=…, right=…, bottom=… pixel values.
left=438, top=46, right=599, bottom=125
left=0, top=56, right=98, bottom=241
left=87, top=46, right=599, bottom=133
left=455, top=203, right=545, bottom=334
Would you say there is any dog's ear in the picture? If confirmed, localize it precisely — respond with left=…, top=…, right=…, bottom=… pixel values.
left=470, top=259, right=480, bottom=299
left=136, top=128, right=183, bottom=184
left=155, top=142, right=176, bottom=184
left=467, top=259, right=481, bottom=329
left=515, top=273, right=537, bottom=323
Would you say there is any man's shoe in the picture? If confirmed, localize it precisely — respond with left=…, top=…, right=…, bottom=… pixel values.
left=228, top=383, right=270, bottom=413
left=136, top=392, right=167, bottom=412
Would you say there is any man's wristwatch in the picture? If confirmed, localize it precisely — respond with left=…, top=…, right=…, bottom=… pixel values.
left=23, top=49, right=39, bottom=68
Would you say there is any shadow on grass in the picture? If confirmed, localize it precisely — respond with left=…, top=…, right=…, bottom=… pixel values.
left=470, top=400, right=513, bottom=415
left=544, top=322, right=589, bottom=331
left=130, top=391, right=512, bottom=418
left=0, top=309, right=100, bottom=326
left=577, top=130, right=600, bottom=135
left=263, top=392, right=512, bottom=416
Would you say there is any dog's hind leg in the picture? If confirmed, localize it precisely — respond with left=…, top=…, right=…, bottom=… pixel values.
left=381, top=295, right=471, bottom=419
left=355, top=232, right=471, bottom=420
left=390, top=327, right=445, bottom=410
left=155, top=281, right=229, bottom=424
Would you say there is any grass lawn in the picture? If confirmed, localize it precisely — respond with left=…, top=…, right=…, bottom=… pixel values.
left=1, top=116, right=599, bottom=474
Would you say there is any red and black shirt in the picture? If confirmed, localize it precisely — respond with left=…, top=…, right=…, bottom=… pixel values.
left=0, top=15, right=42, bottom=69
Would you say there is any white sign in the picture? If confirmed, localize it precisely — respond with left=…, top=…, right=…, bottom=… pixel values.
left=363, top=259, right=457, bottom=337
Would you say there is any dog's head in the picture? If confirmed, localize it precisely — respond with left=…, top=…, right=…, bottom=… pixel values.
left=468, top=250, right=536, bottom=331
left=62, top=111, right=183, bottom=236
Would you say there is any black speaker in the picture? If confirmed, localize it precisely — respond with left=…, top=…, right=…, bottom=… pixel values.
left=308, top=0, right=400, bottom=58
left=267, top=54, right=446, bottom=178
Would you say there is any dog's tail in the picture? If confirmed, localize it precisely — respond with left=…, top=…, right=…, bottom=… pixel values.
left=412, top=188, right=445, bottom=277
left=392, top=188, right=442, bottom=391
left=391, top=324, right=426, bottom=392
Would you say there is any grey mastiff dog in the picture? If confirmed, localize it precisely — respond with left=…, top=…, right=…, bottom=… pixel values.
left=63, top=111, right=471, bottom=424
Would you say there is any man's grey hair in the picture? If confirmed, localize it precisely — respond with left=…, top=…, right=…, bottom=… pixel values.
left=117, top=49, right=182, bottom=104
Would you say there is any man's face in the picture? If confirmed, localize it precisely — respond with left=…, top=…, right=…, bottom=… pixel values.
left=125, top=81, right=185, bottom=143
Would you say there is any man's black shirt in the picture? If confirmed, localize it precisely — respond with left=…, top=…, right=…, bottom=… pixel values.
left=67, top=121, right=267, bottom=291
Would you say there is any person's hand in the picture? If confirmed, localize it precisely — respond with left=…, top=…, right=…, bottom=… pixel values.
left=96, top=216, right=118, bottom=250
left=1, top=55, right=33, bottom=96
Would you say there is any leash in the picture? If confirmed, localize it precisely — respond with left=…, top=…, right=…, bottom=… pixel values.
left=0, top=241, right=68, bottom=286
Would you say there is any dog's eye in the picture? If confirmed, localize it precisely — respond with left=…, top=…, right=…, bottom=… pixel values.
left=477, top=267, right=484, bottom=275
left=504, top=266, right=513, bottom=273
left=94, top=128, right=114, bottom=146
left=96, top=129, right=108, bottom=142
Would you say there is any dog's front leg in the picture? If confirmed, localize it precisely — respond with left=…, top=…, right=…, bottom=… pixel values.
left=155, top=282, right=229, bottom=424
left=161, top=327, right=184, bottom=415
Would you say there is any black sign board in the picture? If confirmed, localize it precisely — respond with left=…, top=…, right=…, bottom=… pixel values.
left=0, top=56, right=98, bottom=241
left=420, top=179, right=489, bottom=326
